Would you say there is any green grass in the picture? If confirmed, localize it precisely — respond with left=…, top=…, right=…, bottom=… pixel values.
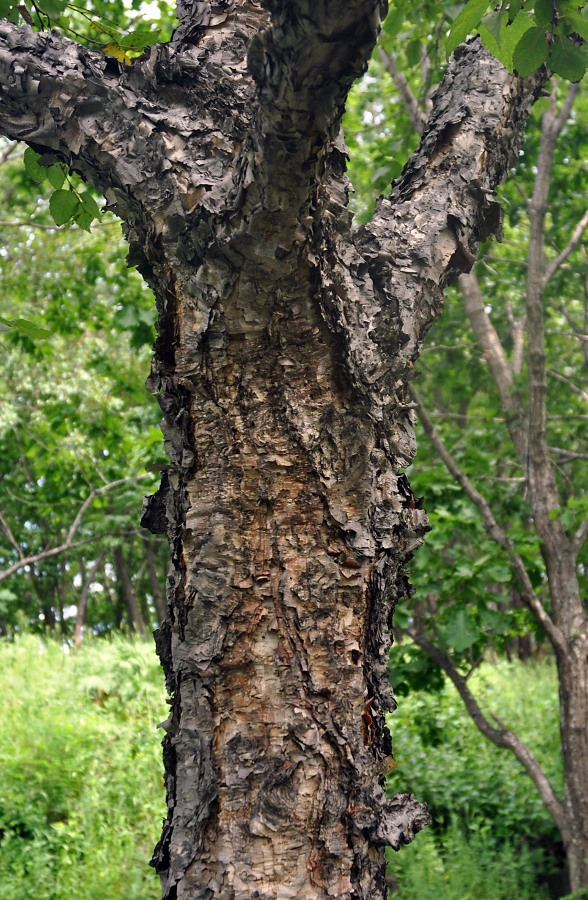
left=0, top=637, right=565, bottom=899
left=386, top=657, right=563, bottom=898
left=386, top=817, right=550, bottom=900
left=0, top=633, right=167, bottom=900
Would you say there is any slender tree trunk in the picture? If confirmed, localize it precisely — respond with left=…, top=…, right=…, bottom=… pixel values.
left=113, top=545, right=145, bottom=635
left=0, top=3, right=548, bottom=895
left=74, top=551, right=105, bottom=646
left=145, top=538, right=167, bottom=626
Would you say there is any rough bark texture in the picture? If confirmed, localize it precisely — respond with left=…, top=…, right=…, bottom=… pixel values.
left=0, top=4, right=547, bottom=897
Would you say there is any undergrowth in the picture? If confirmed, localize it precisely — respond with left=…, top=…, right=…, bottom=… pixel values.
left=0, top=633, right=166, bottom=900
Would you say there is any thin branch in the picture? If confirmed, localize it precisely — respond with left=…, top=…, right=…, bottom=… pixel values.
left=572, top=513, right=588, bottom=555
left=0, top=510, right=24, bottom=559
left=378, top=44, right=426, bottom=134
left=0, top=219, right=119, bottom=230
left=411, top=384, right=566, bottom=654
left=0, top=220, right=61, bottom=230
left=0, top=140, right=19, bottom=166
left=0, top=475, right=148, bottom=583
left=406, top=627, right=570, bottom=844
left=547, top=369, right=588, bottom=405
left=543, top=207, right=588, bottom=290
left=549, top=446, right=588, bottom=462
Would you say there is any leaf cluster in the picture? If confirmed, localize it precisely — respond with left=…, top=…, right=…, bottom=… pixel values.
left=449, top=0, right=588, bottom=81
left=0, top=0, right=176, bottom=62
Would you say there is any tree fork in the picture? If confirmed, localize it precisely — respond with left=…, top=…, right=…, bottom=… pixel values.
left=0, top=3, right=548, bottom=897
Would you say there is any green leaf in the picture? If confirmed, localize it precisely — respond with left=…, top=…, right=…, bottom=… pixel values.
left=0, top=0, right=12, bottom=17
left=382, top=2, right=406, bottom=39
left=548, top=508, right=560, bottom=520
left=549, top=33, right=588, bottom=81
left=23, top=147, right=48, bottom=184
left=480, top=9, right=535, bottom=69
left=444, top=609, right=479, bottom=652
left=38, top=0, right=67, bottom=16
left=46, top=164, right=66, bottom=190
left=481, top=9, right=503, bottom=46
left=75, top=211, right=94, bottom=233
left=561, top=10, right=588, bottom=42
left=119, top=27, right=163, bottom=50
left=79, top=192, right=101, bottom=219
left=49, top=189, right=80, bottom=226
left=0, top=316, right=52, bottom=340
left=447, top=0, right=490, bottom=57
left=506, top=0, right=525, bottom=23
left=406, top=38, right=422, bottom=66
left=512, top=26, right=549, bottom=75
left=533, top=0, right=554, bottom=28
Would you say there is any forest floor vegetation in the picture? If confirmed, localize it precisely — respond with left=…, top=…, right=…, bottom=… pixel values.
left=0, top=634, right=568, bottom=899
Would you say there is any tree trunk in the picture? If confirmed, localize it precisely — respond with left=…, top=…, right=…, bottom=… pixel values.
left=145, top=538, right=167, bottom=626
left=0, top=3, right=548, bottom=896
left=113, top=545, right=145, bottom=635
left=74, top=551, right=105, bottom=646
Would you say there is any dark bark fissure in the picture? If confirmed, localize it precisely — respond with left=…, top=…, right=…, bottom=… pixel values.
left=0, top=4, right=550, bottom=897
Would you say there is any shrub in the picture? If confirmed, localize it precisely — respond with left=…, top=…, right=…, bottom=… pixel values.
left=0, top=633, right=166, bottom=900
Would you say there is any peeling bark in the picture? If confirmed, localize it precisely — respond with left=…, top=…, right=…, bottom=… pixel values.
left=0, top=5, right=548, bottom=897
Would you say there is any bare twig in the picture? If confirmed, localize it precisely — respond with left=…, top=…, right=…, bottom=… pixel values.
left=378, top=45, right=427, bottom=134
left=547, top=369, right=588, bottom=405
left=0, top=510, right=24, bottom=559
left=572, top=513, right=588, bottom=555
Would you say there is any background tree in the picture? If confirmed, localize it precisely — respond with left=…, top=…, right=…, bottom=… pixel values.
left=0, top=0, right=577, bottom=897
left=0, top=138, right=169, bottom=635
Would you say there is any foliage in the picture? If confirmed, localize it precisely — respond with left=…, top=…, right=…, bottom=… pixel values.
left=387, top=659, right=562, bottom=846
left=0, top=140, right=168, bottom=634
left=386, top=818, right=550, bottom=900
left=448, top=0, right=588, bottom=81
left=0, top=0, right=176, bottom=59
left=0, top=633, right=166, bottom=900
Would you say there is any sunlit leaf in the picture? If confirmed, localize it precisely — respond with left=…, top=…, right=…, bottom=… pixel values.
left=447, top=0, right=490, bottom=57
left=512, top=26, right=549, bottom=76
left=103, top=43, right=131, bottom=65
left=49, top=189, right=80, bottom=225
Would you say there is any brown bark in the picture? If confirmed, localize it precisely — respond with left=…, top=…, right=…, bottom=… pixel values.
left=0, top=5, right=549, bottom=898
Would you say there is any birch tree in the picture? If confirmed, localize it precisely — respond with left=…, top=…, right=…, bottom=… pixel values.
left=0, top=1, right=551, bottom=897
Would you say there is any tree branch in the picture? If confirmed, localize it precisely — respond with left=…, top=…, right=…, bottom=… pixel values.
left=543, top=206, right=588, bottom=290
left=0, top=509, right=24, bottom=559
left=458, top=269, right=528, bottom=465
left=0, top=475, right=148, bottom=583
left=572, top=513, right=588, bottom=555
left=410, top=384, right=566, bottom=654
left=547, top=369, right=588, bottom=405
left=378, top=45, right=426, bottom=134
left=323, top=39, right=548, bottom=418
left=525, top=83, right=576, bottom=565
left=406, top=627, right=570, bottom=845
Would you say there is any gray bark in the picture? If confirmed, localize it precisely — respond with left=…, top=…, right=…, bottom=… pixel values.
left=0, top=5, right=548, bottom=897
